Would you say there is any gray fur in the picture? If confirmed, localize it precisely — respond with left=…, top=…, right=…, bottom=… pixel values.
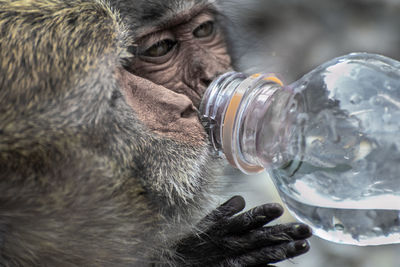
left=0, top=0, right=222, bottom=265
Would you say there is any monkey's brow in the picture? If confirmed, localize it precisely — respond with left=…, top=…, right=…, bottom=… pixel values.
left=135, top=4, right=217, bottom=39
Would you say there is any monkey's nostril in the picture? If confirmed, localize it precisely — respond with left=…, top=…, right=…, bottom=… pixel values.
left=181, top=104, right=196, bottom=118
left=201, top=78, right=212, bottom=88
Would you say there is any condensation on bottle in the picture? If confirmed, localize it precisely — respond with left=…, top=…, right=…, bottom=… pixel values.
left=199, top=53, right=400, bottom=246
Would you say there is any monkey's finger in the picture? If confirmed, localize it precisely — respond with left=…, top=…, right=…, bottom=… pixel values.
left=225, top=203, right=283, bottom=234
left=256, top=223, right=312, bottom=241
left=200, top=196, right=246, bottom=225
left=223, top=223, right=312, bottom=252
left=230, top=240, right=310, bottom=266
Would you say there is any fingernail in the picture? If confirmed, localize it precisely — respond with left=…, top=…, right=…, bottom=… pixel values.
left=293, top=224, right=312, bottom=236
left=294, top=240, right=308, bottom=251
left=267, top=204, right=283, bottom=216
left=222, top=196, right=245, bottom=210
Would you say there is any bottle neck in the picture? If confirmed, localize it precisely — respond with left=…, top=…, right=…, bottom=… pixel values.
left=200, top=72, right=294, bottom=174
left=199, top=72, right=246, bottom=153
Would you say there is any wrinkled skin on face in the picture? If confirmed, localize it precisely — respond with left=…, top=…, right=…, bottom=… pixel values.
left=121, top=6, right=231, bottom=144
left=129, top=11, right=231, bottom=106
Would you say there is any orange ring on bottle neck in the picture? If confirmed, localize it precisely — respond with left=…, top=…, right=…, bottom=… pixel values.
left=264, top=76, right=284, bottom=86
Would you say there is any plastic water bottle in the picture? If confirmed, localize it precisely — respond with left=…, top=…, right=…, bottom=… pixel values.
left=200, top=53, right=400, bottom=245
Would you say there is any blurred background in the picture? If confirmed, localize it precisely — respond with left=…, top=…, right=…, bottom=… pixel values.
left=217, top=0, right=400, bottom=266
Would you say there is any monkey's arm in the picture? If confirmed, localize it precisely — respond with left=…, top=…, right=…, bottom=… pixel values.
left=170, top=196, right=311, bottom=266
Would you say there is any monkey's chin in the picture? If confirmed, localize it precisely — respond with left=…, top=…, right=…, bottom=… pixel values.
left=139, top=133, right=217, bottom=215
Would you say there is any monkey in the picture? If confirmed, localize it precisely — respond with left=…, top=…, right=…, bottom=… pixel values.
left=0, top=0, right=312, bottom=266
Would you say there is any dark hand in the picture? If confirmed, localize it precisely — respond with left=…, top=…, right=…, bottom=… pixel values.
left=173, top=196, right=312, bottom=266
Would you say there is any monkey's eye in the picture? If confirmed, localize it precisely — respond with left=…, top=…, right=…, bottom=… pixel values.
left=142, top=39, right=177, bottom=57
left=193, top=21, right=214, bottom=38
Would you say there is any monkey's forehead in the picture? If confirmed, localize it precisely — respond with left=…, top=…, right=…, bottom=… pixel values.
left=112, top=0, right=216, bottom=38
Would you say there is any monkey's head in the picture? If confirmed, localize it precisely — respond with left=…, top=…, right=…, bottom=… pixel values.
left=0, top=0, right=231, bottom=216
left=112, top=0, right=232, bottom=210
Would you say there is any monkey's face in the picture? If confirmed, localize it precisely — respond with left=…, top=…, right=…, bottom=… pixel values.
left=108, top=1, right=232, bottom=207
left=121, top=5, right=231, bottom=145
left=130, top=10, right=231, bottom=107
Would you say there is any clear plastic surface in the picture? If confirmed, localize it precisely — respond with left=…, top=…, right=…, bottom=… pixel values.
left=201, top=53, right=400, bottom=245
left=269, top=53, right=400, bottom=245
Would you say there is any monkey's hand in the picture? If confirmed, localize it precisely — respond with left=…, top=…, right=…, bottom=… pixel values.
left=172, top=196, right=312, bottom=266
